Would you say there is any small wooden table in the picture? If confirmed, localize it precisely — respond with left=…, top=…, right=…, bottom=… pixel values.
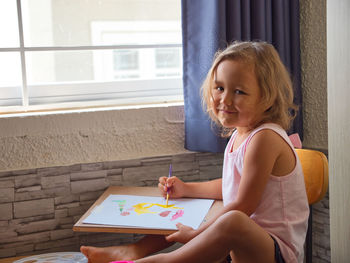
left=73, top=186, right=223, bottom=235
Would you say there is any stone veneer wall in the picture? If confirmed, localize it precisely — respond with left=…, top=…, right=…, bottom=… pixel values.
left=0, top=152, right=330, bottom=263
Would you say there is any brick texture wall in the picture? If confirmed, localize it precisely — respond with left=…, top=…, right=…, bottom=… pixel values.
left=0, top=152, right=330, bottom=262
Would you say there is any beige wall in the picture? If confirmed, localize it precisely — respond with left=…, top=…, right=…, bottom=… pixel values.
left=328, top=0, right=350, bottom=261
left=300, top=0, right=327, bottom=150
left=0, top=105, right=188, bottom=172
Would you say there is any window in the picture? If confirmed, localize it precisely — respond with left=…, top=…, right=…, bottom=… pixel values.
left=0, top=0, right=183, bottom=114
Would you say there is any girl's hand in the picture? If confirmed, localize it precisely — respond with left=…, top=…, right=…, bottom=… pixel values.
left=165, top=223, right=196, bottom=244
left=158, top=176, right=186, bottom=199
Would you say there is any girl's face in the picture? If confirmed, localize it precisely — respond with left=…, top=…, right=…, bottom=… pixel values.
left=211, top=59, right=265, bottom=131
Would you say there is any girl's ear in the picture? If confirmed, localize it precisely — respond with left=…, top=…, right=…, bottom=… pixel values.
left=265, top=106, right=272, bottom=112
left=261, top=97, right=274, bottom=112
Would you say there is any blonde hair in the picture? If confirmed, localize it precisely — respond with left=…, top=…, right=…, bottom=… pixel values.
left=201, top=41, right=297, bottom=137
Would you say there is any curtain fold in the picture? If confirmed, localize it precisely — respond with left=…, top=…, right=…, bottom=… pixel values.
left=182, top=0, right=302, bottom=152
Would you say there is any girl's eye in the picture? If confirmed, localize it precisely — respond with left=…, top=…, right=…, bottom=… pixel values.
left=234, top=89, right=245, bottom=95
left=215, top=86, right=224, bottom=92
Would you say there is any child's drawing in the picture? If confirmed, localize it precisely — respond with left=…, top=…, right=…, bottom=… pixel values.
left=159, top=210, right=172, bottom=217
left=83, top=195, right=214, bottom=231
left=113, top=200, right=126, bottom=213
left=171, top=210, right=184, bottom=221
left=121, top=211, right=130, bottom=216
left=132, top=202, right=183, bottom=215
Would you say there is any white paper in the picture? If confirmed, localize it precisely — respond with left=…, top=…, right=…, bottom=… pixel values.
left=83, top=195, right=214, bottom=230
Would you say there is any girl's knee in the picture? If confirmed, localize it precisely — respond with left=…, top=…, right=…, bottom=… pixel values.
left=211, top=211, right=254, bottom=248
left=216, top=210, right=251, bottom=235
left=221, top=210, right=249, bottom=223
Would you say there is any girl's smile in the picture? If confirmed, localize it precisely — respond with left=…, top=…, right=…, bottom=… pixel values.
left=217, top=108, right=237, bottom=114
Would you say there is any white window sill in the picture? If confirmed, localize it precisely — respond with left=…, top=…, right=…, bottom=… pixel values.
left=0, top=99, right=184, bottom=119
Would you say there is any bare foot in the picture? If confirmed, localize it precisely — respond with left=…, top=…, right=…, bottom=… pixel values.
left=80, top=235, right=172, bottom=263
left=80, top=245, right=139, bottom=263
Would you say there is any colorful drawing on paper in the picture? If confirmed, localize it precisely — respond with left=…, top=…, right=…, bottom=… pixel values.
left=114, top=200, right=126, bottom=213
left=83, top=195, right=214, bottom=231
left=132, top=202, right=184, bottom=216
left=113, top=200, right=131, bottom=216
left=112, top=200, right=184, bottom=219
left=171, top=210, right=184, bottom=221
left=159, top=210, right=172, bottom=217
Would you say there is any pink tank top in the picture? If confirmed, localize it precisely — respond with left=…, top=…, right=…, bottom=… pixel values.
left=222, top=123, right=309, bottom=263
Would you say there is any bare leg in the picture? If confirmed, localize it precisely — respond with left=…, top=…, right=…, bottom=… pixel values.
left=81, top=235, right=174, bottom=263
left=134, top=210, right=275, bottom=263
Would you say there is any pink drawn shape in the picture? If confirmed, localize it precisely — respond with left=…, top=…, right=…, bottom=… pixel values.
left=171, top=210, right=184, bottom=221
left=159, top=211, right=171, bottom=217
left=121, top=211, right=130, bottom=216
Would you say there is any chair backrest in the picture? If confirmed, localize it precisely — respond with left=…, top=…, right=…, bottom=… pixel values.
left=295, top=149, right=329, bottom=205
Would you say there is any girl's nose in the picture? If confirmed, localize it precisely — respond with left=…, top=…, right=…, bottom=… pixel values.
left=221, top=92, right=233, bottom=106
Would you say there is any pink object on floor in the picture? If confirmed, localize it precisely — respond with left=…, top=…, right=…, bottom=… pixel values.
left=109, top=261, right=135, bottom=263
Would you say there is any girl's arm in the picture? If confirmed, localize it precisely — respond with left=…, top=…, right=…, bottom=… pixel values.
left=158, top=177, right=222, bottom=200
left=183, top=179, right=222, bottom=200
left=167, top=129, right=292, bottom=243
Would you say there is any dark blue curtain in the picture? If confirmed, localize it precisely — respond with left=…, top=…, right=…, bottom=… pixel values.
left=181, top=0, right=302, bottom=152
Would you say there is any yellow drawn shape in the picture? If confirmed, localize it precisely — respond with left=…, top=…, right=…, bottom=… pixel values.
left=132, top=202, right=184, bottom=215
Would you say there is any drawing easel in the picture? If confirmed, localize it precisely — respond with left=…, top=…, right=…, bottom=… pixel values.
left=73, top=186, right=223, bottom=235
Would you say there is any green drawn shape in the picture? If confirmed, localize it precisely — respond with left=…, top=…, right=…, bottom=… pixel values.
left=113, top=200, right=127, bottom=212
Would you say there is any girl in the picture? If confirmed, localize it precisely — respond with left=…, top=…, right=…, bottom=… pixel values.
left=81, top=41, right=309, bottom=263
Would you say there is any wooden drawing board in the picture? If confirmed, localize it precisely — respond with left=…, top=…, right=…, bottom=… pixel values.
left=73, top=186, right=223, bottom=235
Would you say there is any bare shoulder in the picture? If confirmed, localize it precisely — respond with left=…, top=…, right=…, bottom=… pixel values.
left=247, top=129, right=295, bottom=176
left=246, top=129, right=286, bottom=155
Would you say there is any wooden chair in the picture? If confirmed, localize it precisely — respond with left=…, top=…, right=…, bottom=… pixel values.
left=295, top=149, right=329, bottom=263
